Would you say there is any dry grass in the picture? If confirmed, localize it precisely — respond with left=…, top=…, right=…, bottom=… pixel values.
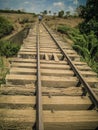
left=44, top=16, right=83, bottom=45
left=44, top=17, right=83, bottom=45
left=0, top=13, right=34, bottom=24
left=44, top=17, right=83, bottom=29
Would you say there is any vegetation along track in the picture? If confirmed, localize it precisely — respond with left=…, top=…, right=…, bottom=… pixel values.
left=0, top=22, right=98, bottom=130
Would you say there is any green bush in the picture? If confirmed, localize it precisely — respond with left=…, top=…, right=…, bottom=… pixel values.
left=73, top=31, right=98, bottom=58
left=57, top=24, right=98, bottom=74
left=0, top=16, right=14, bottom=38
left=0, top=40, right=20, bottom=57
left=72, top=31, right=98, bottom=74
left=57, top=25, right=70, bottom=34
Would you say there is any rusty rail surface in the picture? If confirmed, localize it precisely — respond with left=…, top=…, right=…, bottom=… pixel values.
left=42, top=23, right=98, bottom=109
left=36, top=22, right=44, bottom=130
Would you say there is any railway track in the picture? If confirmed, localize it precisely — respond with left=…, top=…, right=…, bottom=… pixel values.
left=0, top=22, right=98, bottom=130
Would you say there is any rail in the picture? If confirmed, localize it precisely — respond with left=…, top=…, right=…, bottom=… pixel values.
left=42, top=23, right=98, bottom=109
left=36, top=22, right=44, bottom=130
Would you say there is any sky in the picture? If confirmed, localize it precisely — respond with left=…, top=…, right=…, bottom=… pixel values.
left=0, top=0, right=86, bottom=14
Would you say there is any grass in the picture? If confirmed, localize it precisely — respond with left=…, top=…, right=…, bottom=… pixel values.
left=44, top=16, right=83, bottom=29
left=62, top=26, right=98, bottom=74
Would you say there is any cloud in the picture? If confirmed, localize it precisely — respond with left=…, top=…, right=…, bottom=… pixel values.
left=73, top=0, right=79, bottom=5
left=24, top=1, right=30, bottom=4
left=53, top=2, right=65, bottom=11
left=0, top=0, right=84, bottom=14
left=68, top=6, right=74, bottom=14
left=53, top=2, right=65, bottom=8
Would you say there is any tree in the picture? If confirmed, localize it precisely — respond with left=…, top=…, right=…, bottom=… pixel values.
left=43, top=10, right=47, bottom=15
left=17, top=10, right=21, bottom=13
left=49, top=10, right=51, bottom=15
left=79, top=0, right=98, bottom=37
left=54, top=12, right=56, bottom=16
left=85, top=0, right=98, bottom=21
left=58, top=10, right=64, bottom=18
left=66, top=11, right=70, bottom=17
left=79, top=0, right=98, bottom=21
left=75, top=5, right=84, bottom=16
left=53, top=12, right=56, bottom=19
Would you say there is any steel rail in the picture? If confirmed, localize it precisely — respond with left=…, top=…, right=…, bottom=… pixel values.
left=36, top=22, right=44, bottom=130
left=42, top=23, right=98, bottom=109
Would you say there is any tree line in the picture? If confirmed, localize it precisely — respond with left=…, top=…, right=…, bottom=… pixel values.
left=41, top=10, right=78, bottom=18
left=0, top=9, right=26, bottom=14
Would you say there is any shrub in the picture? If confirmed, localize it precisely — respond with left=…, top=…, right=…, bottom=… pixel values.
left=0, top=40, right=20, bottom=57
left=78, top=0, right=98, bottom=38
left=57, top=24, right=98, bottom=74
left=79, top=19, right=98, bottom=38
left=72, top=31, right=98, bottom=74
left=58, top=10, right=64, bottom=18
left=0, top=16, right=14, bottom=38
left=57, top=25, right=70, bottom=34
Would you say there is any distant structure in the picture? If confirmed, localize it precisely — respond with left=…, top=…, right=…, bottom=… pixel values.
left=38, top=15, right=42, bottom=22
